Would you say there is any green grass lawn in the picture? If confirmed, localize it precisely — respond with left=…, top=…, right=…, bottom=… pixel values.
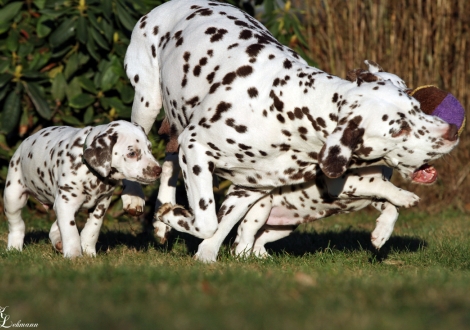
left=0, top=207, right=469, bottom=330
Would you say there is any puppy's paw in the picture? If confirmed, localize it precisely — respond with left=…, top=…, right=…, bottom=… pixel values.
left=122, top=194, right=145, bottom=216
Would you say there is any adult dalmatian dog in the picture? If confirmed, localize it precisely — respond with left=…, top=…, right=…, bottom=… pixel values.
left=124, top=0, right=459, bottom=262
left=157, top=62, right=419, bottom=258
left=4, top=121, right=161, bottom=258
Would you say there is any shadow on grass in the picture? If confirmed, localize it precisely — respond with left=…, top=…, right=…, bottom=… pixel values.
left=22, top=225, right=426, bottom=262
left=165, top=227, right=427, bottom=263
left=22, top=226, right=168, bottom=254
left=261, top=229, right=427, bottom=262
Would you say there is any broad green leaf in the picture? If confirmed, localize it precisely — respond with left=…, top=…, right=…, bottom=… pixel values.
left=0, top=89, right=21, bottom=134
left=76, top=15, right=88, bottom=44
left=91, top=27, right=110, bottom=50
left=101, top=96, right=131, bottom=118
left=65, top=77, right=82, bottom=101
left=34, top=0, right=47, bottom=10
left=77, top=76, right=97, bottom=94
left=83, top=106, right=94, bottom=125
left=87, top=12, right=102, bottom=32
left=0, top=73, right=12, bottom=89
left=100, top=65, right=119, bottom=92
left=100, top=17, right=113, bottom=43
left=17, top=42, right=35, bottom=59
left=86, top=33, right=100, bottom=62
left=23, top=82, right=52, bottom=119
left=49, top=19, right=75, bottom=48
left=0, top=21, right=10, bottom=34
left=119, top=84, right=134, bottom=104
left=0, top=85, right=9, bottom=102
left=21, top=69, right=44, bottom=79
left=0, top=2, right=23, bottom=23
left=100, top=0, right=113, bottom=21
left=69, top=93, right=95, bottom=109
left=61, top=115, right=84, bottom=126
left=78, top=53, right=90, bottom=66
left=36, top=15, right=53, bottom=38
left=50, top=45, right=72, bottom=59
left=6, top=30, right=19, bottom=52
left=0, top=61, right=9, bottom=73
left=116, top=2, right=137, bottom=31
left=51, top=72, right=66, bottom=101
left=64, top=52, right=79, bottom=80
left=28, top=51, right=52, bottom=72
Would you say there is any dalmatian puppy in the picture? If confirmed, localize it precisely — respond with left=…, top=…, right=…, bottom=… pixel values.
left=4, top=121, right=161, bottom=258
left=125, top=0, right=459, bottom=262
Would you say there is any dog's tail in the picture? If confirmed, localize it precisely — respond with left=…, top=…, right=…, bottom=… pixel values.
left=124, top=17, right=163, bottom=135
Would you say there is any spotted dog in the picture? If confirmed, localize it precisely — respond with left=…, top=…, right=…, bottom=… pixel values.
left=125, top=0, right=459, bottom=262
left=232, top=166, right=415, bottom=258
left=230, top=63, right=420, bottom=257
left=155, top=62, right=418, bottom=254
left=4, top=121, right=161, bottom=258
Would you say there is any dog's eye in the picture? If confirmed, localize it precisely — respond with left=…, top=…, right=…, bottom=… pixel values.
left=127, top=151, right=137, bottom=158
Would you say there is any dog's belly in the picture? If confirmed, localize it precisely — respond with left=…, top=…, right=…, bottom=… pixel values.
left=265, top=194, right=373, bottom=226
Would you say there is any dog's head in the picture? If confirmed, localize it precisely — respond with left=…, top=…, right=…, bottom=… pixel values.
left=319, top=63, right=459, bottom=184
left=83, top=120, right=161, bottom=184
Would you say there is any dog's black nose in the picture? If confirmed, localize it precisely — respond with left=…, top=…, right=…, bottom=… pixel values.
left=443, top=124, right=459, bottom=142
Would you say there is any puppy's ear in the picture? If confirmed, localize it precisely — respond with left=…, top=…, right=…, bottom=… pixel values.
left=319, top=116, right=364, bottom=178
left=83, top=128, right=118, bottom=177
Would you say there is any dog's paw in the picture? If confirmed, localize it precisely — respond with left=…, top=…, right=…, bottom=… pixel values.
left=388, top=189, right=420, bottom=208
left=194, top=248, right=218, bottom=263
left=7, top=232, right=24, bottom=251
left=54, top=241, right=63, bottom=253
left=153, top=219, right=172, bottom=244
left=122, top=194, right=145, bottom=216
left=371, top=223, right=394, bottom=249
left=252, top=245, right=271, bottom=259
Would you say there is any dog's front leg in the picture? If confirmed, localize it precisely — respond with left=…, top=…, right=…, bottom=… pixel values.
left=54, top=201, right=82, bottom=258
left=326, top=174, right=420, bottom=208
left=121, top=180, right=146, bottom=216
left=80, top=194, right=113, bottom=256
left=157, top=142, right=219, bottom=239
left=195, top=186, right=268, bottom=263
left=153, top=152, right=180, bottom=243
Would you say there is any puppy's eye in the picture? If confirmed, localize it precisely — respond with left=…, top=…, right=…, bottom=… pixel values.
left=127, top=151, right=137, bottom=158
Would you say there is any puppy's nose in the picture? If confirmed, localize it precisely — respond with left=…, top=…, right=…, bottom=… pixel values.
left=443, top=124, right=459, bottom=142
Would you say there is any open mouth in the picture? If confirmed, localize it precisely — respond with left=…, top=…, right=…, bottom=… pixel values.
left=411, top=164, right=438, bottom=184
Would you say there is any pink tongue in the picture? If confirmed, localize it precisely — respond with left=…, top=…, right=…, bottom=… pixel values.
left=412, top=165, right=438, bottom=184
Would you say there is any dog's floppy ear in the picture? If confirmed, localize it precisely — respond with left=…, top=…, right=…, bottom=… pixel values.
left=319, top=115, right=364, bottom=178
left=83, top=126, right=119, bottom=177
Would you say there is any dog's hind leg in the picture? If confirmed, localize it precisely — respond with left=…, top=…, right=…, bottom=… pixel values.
left=195, top=186, right=268, bottom=263
left=153, top=152, right=180, bottom=243
left=370, top=201, right=399, bottom=249
left=232, top=194, right=273, bottom=257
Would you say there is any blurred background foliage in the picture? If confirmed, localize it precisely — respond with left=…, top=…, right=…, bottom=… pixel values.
left=0, top=0, right=468, bottom=223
